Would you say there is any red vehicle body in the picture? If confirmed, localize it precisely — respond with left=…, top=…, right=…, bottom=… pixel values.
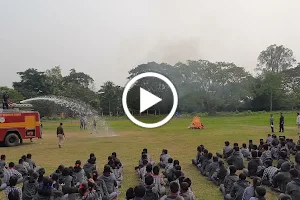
left=0, top=110, right=42, bottom=147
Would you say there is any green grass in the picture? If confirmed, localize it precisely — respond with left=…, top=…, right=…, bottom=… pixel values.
left=1, top=111, right=298, bottom=199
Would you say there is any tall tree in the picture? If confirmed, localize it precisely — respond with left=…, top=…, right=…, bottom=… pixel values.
left=98, top=81, right=123, bottom=115
left=256, top=45, right=296, bottom=111
left=256, top=44, right=296, bottom=73
left=13, top=68, right=51, bottom=99
left=45, top=66, right=63, bottom=95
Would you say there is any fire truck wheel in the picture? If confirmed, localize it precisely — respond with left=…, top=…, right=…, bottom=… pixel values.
left=4, top=133, right=20, bottom=147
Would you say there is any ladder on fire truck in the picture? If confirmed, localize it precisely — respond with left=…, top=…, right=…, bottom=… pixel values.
left=0, top=103, right=33, bottom=113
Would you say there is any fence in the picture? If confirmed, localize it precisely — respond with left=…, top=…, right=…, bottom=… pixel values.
left=100, top=109, right=161, bottom=116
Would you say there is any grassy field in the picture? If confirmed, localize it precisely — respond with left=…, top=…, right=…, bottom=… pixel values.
left=1, top=111, right=299, bottom=199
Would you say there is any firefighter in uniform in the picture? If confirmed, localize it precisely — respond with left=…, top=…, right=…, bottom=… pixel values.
left=2, top=92, right=9, bottom=109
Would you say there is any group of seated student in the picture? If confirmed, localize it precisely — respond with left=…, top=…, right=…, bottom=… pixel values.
left=0, top=152, right=123, bottom=200
left=128, top=148, right=195, bottom=200
left=192, top=134, right=300, bottom=200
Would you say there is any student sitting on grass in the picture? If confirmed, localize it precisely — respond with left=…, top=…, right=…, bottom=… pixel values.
left=261, top=160, right=278, bottom=186
left=271, top=140, right=280, bottom=160
left=112, top=160, right=123, bottom=188
left=166, top=160, right=179, bottom=183
left=180, top=182, right=195, bottom=200
left=83, top=157, right=97, bottom=179
left=243, top=151, right=262, bottom=178
left=152, top=165, right=166, bottom=197
left=60, top=167, right=74, bottom=188
left=242, top=177, right=262, bottom=200
left=260, top=144, right=272, bottom=166
left=138, top=159, right=149, bottom=180
left=197, top=149, right=209, bottom=170
left=279, top=141, right=291, bottom=160
left=183, top=178, right=195, bottom=200
left=3, top=162, right=23, bottom=185
left=0, top=154, right=7, bottom=177
left=227, top=147, right=245, bottom=170
left=21, top=155, right=31, bottom=172
left=133, top=185, right=146, bottom=200
left=278, top=168, right=300, bottom=200
left=51, top=165, right=64, bottom=180
left=75, top=179, right=103, bottom=200
left=162, top=158, right=172, bottom=178
left=211, top=160, right=227, bottom=186
left=142, top=164, right=153, bottom=185
left=248, top=140, right=254, bottom=152
left=258, top=140, right=264, bottom=151
left=143, top=148, right=154, bottom=166
left=207, top=156, right=219, bottom=180
left=220, top=165, right=239, bottom=197
left=228, top=173, right=250, bottom=200
left=200, top=153, right=213, bottom=176
left=287, top=139, right=296, bottom=155
left=295, top=154, right=300, bottom=175
left=144, top=174, right=159, bottom=200
left=192, top=145, right=204, bottom=165
left=272, top=162, right=292, bottom=193
left=73, top=160, right=86, bottom=185
left=295, top=145, right=300, bottom=158
left=159, top=149, right=171, bottom=169
left=277, top=151, right=293, bottom=169
left=22, top=172, right=39, bottom=200
left=34, top=177, right=64, bottom=200
left=37, top=168, right=45, bottom=185
left=266, top=134, right=273, bottom=145
left=126, top=187, right=135, bottom=200
left=161, top=181, right=184, bottom=200
left=217, top=141, right=232, bottom=159
left=15, top=159, right=28, bottom=177
left=25, top=154, right=36, bottom=170
left=98, top=165, right=119, bottom=197
left=249, top=186, right=267, bottom=200
left=5, top=176, right=22, bottom=200
left=241, top=143, right=251, bottom=160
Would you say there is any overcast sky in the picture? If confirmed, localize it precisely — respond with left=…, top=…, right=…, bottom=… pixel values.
left=1, top=0, right=300, bottom=89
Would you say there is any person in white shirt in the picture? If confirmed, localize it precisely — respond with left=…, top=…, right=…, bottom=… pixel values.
left=297, top=113, right=300, bottom=134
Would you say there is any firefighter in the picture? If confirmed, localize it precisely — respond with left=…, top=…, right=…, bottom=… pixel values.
left=2, top=92, right=9, bottom=109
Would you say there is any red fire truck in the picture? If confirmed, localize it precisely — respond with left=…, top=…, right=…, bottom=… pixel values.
left=0, top=103, right=42, bottom=147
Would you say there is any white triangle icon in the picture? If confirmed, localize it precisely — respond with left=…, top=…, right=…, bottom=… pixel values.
left=140, top=88, right=162, bottom=113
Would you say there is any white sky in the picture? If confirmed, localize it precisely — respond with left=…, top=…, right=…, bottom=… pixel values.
left=1, top=0, right=300, bottom=89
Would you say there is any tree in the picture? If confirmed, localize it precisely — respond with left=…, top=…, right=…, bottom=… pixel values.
left=256, top=44, right=296, bottom=73
left=256, top=45, right=297, bottom=111
left=63, top=68, right=94, bottom=88
left=98, top=81, right=123, bottom=115
left=45, top=66, right=63, bottom=95
left=13, top=68, right=51, bottom=99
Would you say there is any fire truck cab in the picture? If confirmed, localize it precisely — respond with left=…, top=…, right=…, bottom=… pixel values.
left=0, top=105, right=42, bottom=147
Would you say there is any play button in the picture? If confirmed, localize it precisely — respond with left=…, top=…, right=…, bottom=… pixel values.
left=140, top=88, right=162, bottom=113
left=122, top=72, right=178, bottom=129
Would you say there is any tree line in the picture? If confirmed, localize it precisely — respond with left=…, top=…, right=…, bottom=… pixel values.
left=1, top=44, right=300, bottom=116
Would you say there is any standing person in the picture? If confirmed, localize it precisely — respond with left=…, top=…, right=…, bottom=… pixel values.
left=56, top=123, right=65, bottom=148
left=83, top=116, right=88, bottom=130
left=2, top=92, right=9, bottom=109
left=279, top=113, right=284, bottom=133
left=297, top=113, right=300, bottom=135
left=80, top=117, right=84, bottom=130
left=93, top=119, right=97, bottom=132
left=270, top=114, right=274, bottom=133
left=90, top=118, right=97, bottom=134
